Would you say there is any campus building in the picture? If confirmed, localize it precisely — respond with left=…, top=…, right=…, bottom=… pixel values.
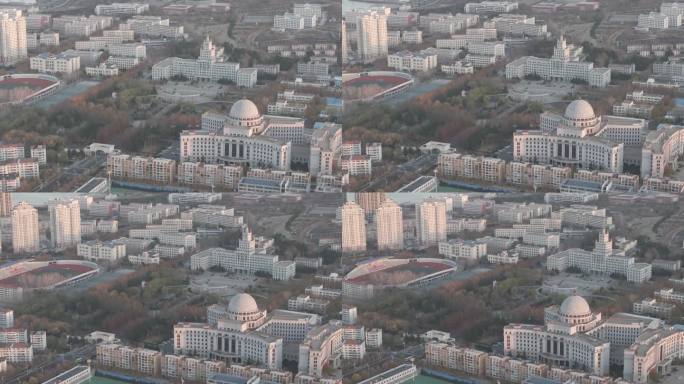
left=641, top=124, right=684, bottom=179
left=190, top=225, right=295, bottom=281
left=506, top=36, right=610, bottom=87
left=152, top=37, right=257, bottom=87
left=174, top=293, right=322, bottom=371
left=547, top=230, right=652, bottom=283
left=180, top=99, right=299, bottom=170
left=513, top=99, right=647, bottom=173
left=503, top=294, right=684, bottom=384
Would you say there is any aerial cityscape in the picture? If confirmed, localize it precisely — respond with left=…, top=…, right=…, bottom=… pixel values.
left=0, top=0, right=680, bottom=384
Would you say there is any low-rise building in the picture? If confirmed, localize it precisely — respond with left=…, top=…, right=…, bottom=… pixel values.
left=30, top=52, right=80, bottom=74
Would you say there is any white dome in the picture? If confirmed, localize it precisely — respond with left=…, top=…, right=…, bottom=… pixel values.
left=564, top=100, right=595, bottom=121
left=229, top=99, right=260, bottom=121
left=228, top=293, right=259, bottom=315
left=559, top=295, right=591, bottom=317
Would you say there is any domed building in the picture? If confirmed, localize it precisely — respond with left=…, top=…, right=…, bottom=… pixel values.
left=180, top=98, right=308, bottom=170
left=513, top=98, right=647, bottom=173
left=176, top=291, right=322, bottom=371
left=180, top=97, right=312, bottom=170
left=225, top=99, right=265, bottom=136
left=558, top=100, right=601, bottom=135
left=544, top=295, right=602, bottom=333
left=227, top=293, right=267, bottom=324
left=207, top=293, right=268, bottom=332
left=502, top=293, right=683, bottom=382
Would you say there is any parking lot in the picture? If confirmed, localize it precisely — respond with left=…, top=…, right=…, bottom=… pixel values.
left=190, top=272, right=261, bottom=298
left=543, top=273, right=613, bottom=296
left=508, top=80, right=576, bottom=104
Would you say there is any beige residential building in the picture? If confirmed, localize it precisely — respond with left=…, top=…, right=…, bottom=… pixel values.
left=0, top=10, right=27, bottom=65
left=11, top=202, right=39, bottom=253
left=375, top=199, right=403, bottom=250
left=49, top=199, right=81, bottom=248
left=416, top=199, right=447, bottom=246
left=107, top=155, right=177, bottom=184
left=341, top=201, right=366, bottom=253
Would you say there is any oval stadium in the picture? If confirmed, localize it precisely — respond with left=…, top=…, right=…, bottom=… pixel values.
left=0, top=260, right=100, bottom=302
left=0, top=74, right=60, bottom=107
left=343, top=257, right=457, bottom=300
left=342, top=71, right=413, bottom=102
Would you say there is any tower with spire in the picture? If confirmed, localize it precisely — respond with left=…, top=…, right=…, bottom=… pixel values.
left=198, top=36, right=224, bottom=63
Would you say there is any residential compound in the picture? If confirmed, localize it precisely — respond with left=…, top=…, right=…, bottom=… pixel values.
left=118, top=16, right=184, bottom=39
left=53, top=15, right=113, bottom=37
left=153, top=37, right=256, bottom=87
left=506, top=36, right=610, bottom=87
left=483, top=13, right=549, bottom=38
left=637, top=2, right=684, bottom=30
left=273, top=3, right=323, bottom=30
left=0, top=308, right=45, bottom=363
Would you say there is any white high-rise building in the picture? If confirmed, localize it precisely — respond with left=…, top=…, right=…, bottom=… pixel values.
left=49, top=199, right=81, bottom=248
left=375, top=199, right=403, bottom=251
left=341, top=19, right=349, bottom=64
left=356, top=10, right=388, bottom=63
left=415, top=200, right=447, bottom=246
left=341, top=201, right=366, bottom=253
left=0, top=10, right=27, bottom=65
left=11, top=202, right=39, bottom=253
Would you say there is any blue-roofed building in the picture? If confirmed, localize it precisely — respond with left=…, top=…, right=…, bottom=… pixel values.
left=42, top=366, right=92, bottom=384
left=322, top=97, right=343, bottom=118
left=30, top=51, right=81, bottom=74
left=237, top=173, right=311, bottom=194
left=207, top=373, right=259, bottom=384
left=523, top=377, right=561, bottom=384
left=396, top=176, right=438, bottom=193
left=237, top=177, right=285, bottom=193
left=559, top=178, right=612, bottom=194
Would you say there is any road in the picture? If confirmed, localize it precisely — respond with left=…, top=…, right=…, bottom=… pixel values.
left=358, top=153, right=438, bottom=192
left=35, top=154, right=106, bottom=192
left=4, top=344, right=95, bottom=384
